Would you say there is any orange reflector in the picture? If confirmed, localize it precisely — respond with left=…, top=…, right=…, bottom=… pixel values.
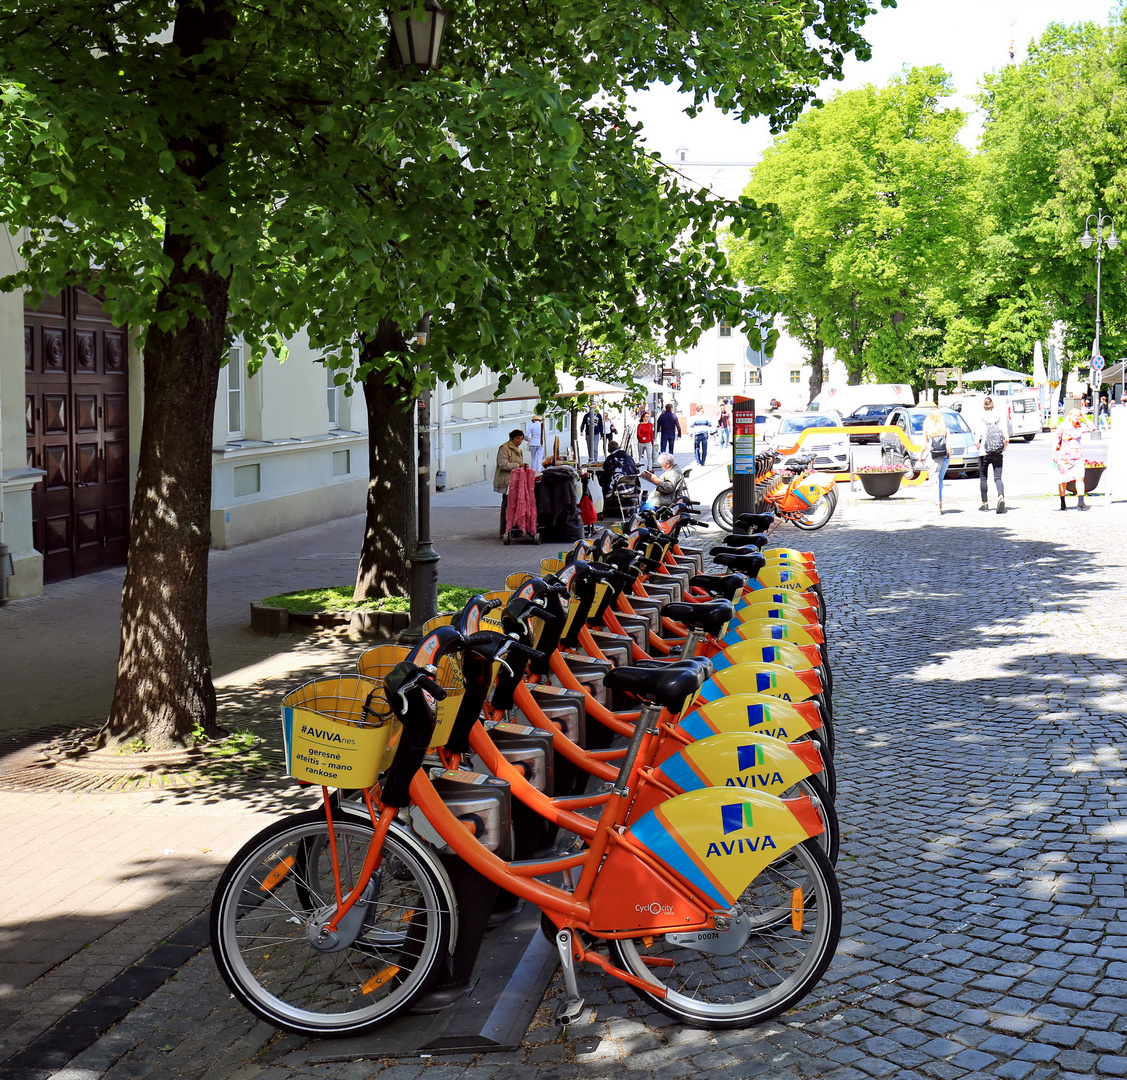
left=259, top=856, right=296, bottom=892
left=361, top=966, right=400, bottom=994
left=401, top=909, right=416, bottom=922
left=643, top=935, right=654, bottom=948
left=791, top=887, right=805, bottom=931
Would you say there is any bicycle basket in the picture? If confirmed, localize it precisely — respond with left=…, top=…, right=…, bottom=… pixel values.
left=281, top=674, right=399, bottom=788
left=357, top=643, right=465, bottom=750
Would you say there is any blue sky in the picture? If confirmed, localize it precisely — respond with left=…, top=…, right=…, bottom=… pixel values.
left=628, top=0, right=1121, bottom=163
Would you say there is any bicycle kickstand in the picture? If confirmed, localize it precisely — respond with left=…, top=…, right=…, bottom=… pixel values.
left=553, top=928, right=586, bottom=1025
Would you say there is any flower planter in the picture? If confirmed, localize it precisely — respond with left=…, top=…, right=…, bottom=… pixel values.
left=857, top=471, right=905, bottom=499
left=1064, top=466, right=1105, bottom=495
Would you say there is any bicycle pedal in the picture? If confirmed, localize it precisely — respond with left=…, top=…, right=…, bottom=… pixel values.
left=554, top=995, right=587, bottom=1026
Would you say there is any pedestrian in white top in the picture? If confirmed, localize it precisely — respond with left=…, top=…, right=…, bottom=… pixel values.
left=527, top=414, right=545, bottom=473
left=970, top=397, right=1011, bottom=513
left=689, top=410, right=713, bottom=465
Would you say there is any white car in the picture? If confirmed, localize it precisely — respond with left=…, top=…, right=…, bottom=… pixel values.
left=764, top=411, right=851, bottom=473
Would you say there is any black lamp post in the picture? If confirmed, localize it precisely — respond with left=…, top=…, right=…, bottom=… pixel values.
left=386, top=7, right=447, bottom=642
left=400, top=315, right=439, bottom=644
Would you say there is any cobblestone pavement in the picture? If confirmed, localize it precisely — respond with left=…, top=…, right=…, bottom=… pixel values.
left=10, top=458, right=1127, bottom=1080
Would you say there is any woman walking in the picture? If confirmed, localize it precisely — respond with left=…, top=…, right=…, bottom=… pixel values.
left=635, top=410, right=655, bottom=469
left=921, top=409, right=951, bottom=514
left=1052, top=408, right=1092, bottom=511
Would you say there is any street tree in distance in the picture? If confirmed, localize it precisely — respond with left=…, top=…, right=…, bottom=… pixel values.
left=728, top=66, right=978, bottom=395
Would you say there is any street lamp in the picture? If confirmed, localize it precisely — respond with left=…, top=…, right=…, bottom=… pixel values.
left=389, top=1, right=449, bottom=71
left=1079, top=208, right=1119, bottom=377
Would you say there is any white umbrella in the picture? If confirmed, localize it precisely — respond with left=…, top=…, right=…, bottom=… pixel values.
left=959, top=365, right=1032, bottom=382
left=447, top=371, right=626, bottom=404
left=1032, top=342, right=1047, bottom=385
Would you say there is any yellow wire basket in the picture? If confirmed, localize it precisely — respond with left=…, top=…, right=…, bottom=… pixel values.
left=357, top=644, right=466, bottom=751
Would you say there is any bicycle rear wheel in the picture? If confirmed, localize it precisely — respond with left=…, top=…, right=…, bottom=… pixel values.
left=711, top=487, right=734, bottom=530
left=608, top=839, right=840, bottom=1028
left=211, top=810, right=450, bottom=1038
left=791, top=491, right=836, bottom=531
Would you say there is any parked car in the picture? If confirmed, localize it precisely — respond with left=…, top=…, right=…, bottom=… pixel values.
left=879, top=407, right=979, bottom=478
left=840, top=403, right=899, bottom=444
left=766, top=411, right=851, bottom=473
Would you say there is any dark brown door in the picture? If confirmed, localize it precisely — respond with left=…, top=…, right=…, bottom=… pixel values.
left=25, top=288, right=130, bottom=583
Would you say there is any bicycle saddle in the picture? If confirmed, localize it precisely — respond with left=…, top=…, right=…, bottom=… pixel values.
left=661, top=599, right=735, bottom=638
left=686, top=573, right=747, bottom=599
left=711, top=550, right=767, bottom=576
left=604, top=663, right=708, bottom=713
left=733, top=512, right=774, bottom=533
left=718, top=532, right=768, bottom=550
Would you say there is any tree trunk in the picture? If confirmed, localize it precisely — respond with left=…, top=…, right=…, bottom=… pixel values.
left=354, top=324, right=416, bottom=600
left=105, top=243, right=229, bottom=750
left=102, top=0, right=233, bottom=751
left=806, top=337, right=825, bottom=405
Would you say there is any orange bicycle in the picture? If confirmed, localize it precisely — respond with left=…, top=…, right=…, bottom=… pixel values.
left=210, top=625, right=842, bottom=1038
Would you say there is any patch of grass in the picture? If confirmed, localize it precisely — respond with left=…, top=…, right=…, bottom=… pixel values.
left=262, top=584, right=487, bottom=615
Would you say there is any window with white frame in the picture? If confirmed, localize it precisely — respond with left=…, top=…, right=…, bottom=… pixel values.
left=718, top=368, right=733, bottom=386
left=226, top=345, right=244, bottom=439
left=789, top=369, right=802, bottom=384
left=748, top=368, right=762, bottom=385
left=327, top=366, right=342, bottom=429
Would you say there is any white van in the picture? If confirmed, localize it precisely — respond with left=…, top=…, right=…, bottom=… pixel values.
left=809, top=383, right=915, bottom=416
left=940, top=388, right=1039, bottom=442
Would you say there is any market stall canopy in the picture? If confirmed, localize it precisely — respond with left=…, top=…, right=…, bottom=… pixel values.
left=959, top=365, right=1032, bottom=382
left=1098, top=359, right=1127, bottom=387
left=618, top=377, right=668, bottom=395
left=448, top=371, right=626, bottom=404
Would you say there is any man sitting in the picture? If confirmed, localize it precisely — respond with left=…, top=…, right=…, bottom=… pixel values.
left=642, top=453, right=686, bottom=508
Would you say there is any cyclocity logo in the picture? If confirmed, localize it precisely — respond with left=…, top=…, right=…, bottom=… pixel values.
left=634, top=902, right=675, bottom=915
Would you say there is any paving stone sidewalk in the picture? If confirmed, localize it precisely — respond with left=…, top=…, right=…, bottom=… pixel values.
left=6, top=463, right=1127, bottom=1079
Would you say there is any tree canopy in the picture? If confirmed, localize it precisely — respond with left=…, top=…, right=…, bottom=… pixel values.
left=0, top=0, right=890, bottom=746
left=728, top=65, right=978, bottom=395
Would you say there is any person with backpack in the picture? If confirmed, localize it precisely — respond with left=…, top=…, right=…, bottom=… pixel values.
left=971, top=397, right=1011, bottom=514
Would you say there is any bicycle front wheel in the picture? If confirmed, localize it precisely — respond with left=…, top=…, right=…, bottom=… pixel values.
left=210, top=810, right=450, bottom=1038
left=608, top=839, right=841, bottom=1028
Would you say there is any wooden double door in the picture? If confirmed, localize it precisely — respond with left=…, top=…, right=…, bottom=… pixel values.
left=25, top=288, right=131, bottom=583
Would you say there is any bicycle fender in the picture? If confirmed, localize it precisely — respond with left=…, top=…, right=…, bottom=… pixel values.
left=761, top=556, right=819, bottom=584
left=721, top=618, right=825, bottom=649
left=630, top=732, right=823, bottom=820
left=733, top=588, right=820, bottom=615
left=694, top=662, right=822, bottom=706
left=334, top=805, right=460, bottom=966
left=675, top=693, right=823, bottom=744
left=625, top=789, right=825, bottom=910
left=729, top=600, right=819, bottom=627
left=747, top=565, right=818, bottom=594
left=762, top=546, right=815, bottom=564
left=709, top=639, right=823, bottom=674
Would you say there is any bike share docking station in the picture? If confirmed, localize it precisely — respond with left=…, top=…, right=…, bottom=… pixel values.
left=288, top=664, right=605, bottom=1062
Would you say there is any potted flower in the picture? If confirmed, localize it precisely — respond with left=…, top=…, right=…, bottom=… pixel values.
left=855, top=463, right=907, bottom=499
